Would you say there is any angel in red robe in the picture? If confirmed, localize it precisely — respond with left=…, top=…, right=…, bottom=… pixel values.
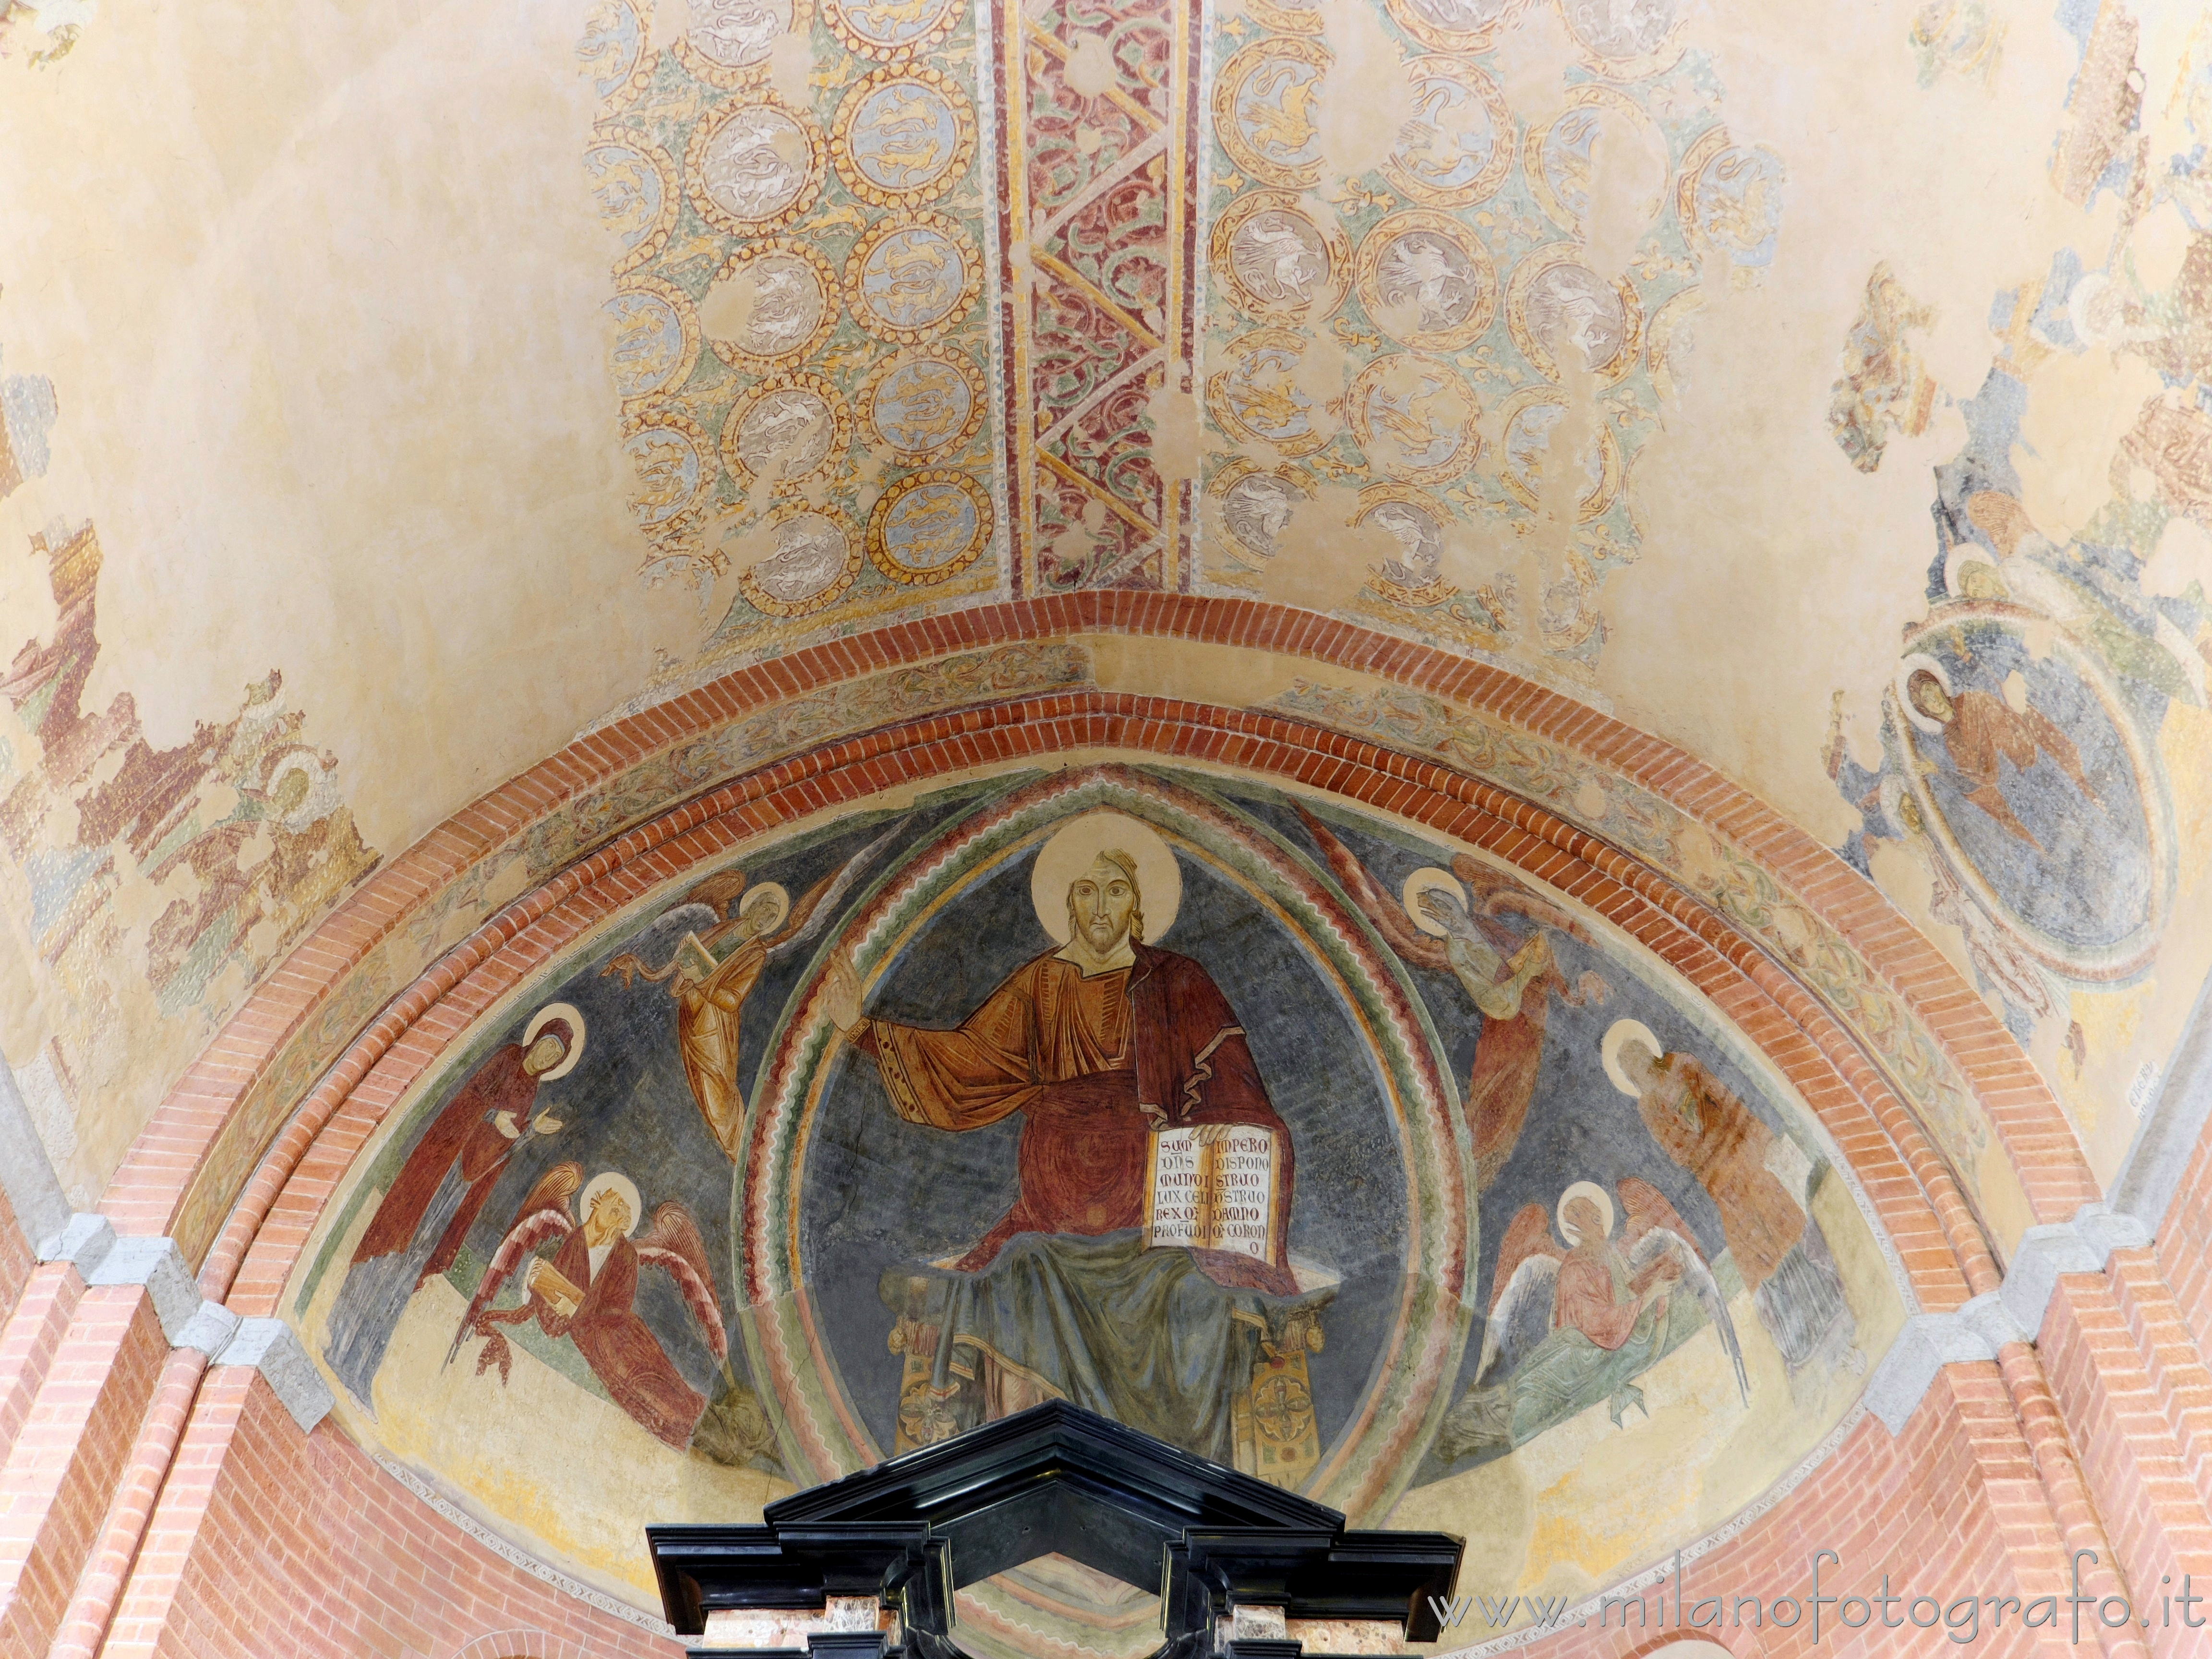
left=1297, top=808, right=1606, bottom=1191
left=324, top=1007, right=579, bottom=1409
left=452, top=1165, right=728, bottom=1452
left=1435, top=1178, right=1740, bottom=1463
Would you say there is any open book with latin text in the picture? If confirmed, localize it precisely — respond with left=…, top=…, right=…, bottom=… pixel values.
left=1144, top=1124, right=1279, bottom=1264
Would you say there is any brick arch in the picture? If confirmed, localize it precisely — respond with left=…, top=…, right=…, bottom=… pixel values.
left=90, top=595, right=2093, bottom=1305
left=218, top=697, right=1983, bottom=1319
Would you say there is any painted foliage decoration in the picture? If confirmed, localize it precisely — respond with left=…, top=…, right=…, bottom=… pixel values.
left=291, top=762, right=1902, bottom=1644
left=579, top=0, right=1785, bottom=689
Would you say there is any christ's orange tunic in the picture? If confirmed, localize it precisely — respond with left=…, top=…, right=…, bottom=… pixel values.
left=854, top=942, right=1297, bottom=1294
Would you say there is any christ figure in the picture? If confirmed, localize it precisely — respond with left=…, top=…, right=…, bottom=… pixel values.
left=822, top=849, right=1324, bottom=1463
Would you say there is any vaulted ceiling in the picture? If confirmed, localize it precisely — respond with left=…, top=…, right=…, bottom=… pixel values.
left=3, top=0, right=2209, bottom=1219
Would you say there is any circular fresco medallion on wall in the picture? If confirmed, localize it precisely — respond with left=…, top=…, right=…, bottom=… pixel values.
left=1497, top=386, right=1623, bottom=521
left=856, top=346, right=986, bottom=465
left=1893, top=609, right=2174, bottom=979
left=1505, top=245, right=1643, bottom=385
left=722, top=372, right=852, bottom=493
left=604, top=274, right=700, bottom=401
left=685, top=95, right=826, bottom=236
left=706, top=240, right=842, bottom=374
left=1384, top=0, right=1526, bottom=53
left=867, top=468, right=993, bottom=584
left=1215, top=38, right=1331, bottom=190
left=1382, top=57, right=1515, bottom=209
left=621, top=405, right=714, bottom=531
left=673, top=0, right=810, bottom=87
left=1208, top=458, right=1314, bottom=569
left=1525, top=84, right=1665, bottom=240
left=830, top=68, right=976, bottom=207
left=585, top=131, right=681, bottom=275
left=1212, top=191, right=1351, bottom=322
left=1355, top=210, right=1496, bottom=352
left=739, top=504, right=864, bottom=617
left=822, top=0, right=962, bottom=64
left=845, top=213, right=985, bottom=343
left=1675, top=125, right=1787, bottom=277
left=1205, top=328, right=1338, bottom=459
left=1346, top=354, right=1480, bottom=484
left=1353, top=484, right=1455, bottom=607
left=1553, top=0, right=1686, bottom=79
left=579, top=0, right=657, bottom=112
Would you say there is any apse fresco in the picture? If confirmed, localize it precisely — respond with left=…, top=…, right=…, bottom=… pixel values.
left=289, top=763, right=1904, bottom=1640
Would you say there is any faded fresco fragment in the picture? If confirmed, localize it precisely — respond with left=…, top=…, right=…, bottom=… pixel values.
left=0, top=522, right=378, bottom=1194
left=1827, top=4, right=2212, bottom=1175
left=290, top=761, right=1901, bottom=1632
left=1195, top=0, right=1786, bottom=685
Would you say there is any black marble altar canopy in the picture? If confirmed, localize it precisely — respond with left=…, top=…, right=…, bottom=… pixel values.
left=646, top=1401, right=1463, bottom=1659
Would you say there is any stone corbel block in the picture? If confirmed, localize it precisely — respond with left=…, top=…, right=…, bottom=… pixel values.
left=37, top=1211, right=116, bottom=1274
left=1869, top=1202, right=2154, bottom=1434
left=1999, top=1202, right=2153, bottom=1340
left=83, top=1234, right=204, bottom=1344
left=211, top=1316, right=336, bottom=1434
left=1865, top=1298, right=2017, bottom=1436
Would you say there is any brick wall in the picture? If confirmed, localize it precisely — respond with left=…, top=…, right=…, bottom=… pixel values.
left=0, top=1183, right=31, bottom=1331
left=105, top=1368, right=677, bottom=1659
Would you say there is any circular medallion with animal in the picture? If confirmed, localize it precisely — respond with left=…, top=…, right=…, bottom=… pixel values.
left=706, top=241, right=841, bottom=373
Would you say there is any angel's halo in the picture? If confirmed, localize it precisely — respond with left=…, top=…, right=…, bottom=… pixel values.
left=739, top=880, right=789, bottom=934
left=1400, top=866, right=1464, bottom=938
left=524, top=1001, right=588, bottom=1081
left=1556, top=1180, right=1614, bottom=1244
left=1600, top=1017, right=1661, bottom=1097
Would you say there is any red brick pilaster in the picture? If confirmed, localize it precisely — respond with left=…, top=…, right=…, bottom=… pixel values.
left=0, top=1285, right=167, bottom=1655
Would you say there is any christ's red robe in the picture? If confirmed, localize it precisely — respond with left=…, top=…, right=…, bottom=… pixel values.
left=855, top=941, right=1298, bottom=1295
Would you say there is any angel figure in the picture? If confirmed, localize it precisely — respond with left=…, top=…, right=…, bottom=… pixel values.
left=1298, top=808, right=1606, bottom=1190
left=602, top=823, right=904, bottom=1157
left=451, top=1166, right=733, bottom=1453
left=1435, top=1178, right=1740, bottom=1464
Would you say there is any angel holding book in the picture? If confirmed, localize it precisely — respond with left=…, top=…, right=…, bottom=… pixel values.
left=601, top=823, right=906, bottom=1158
left=1296, top=807, right=1607, bottom=1191
left=1434, top=1177, right=1742, bottom=1463
left=448, top=1166, right=734, bottom=1453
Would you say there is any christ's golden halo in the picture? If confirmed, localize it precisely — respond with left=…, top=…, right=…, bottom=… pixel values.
left=1030, top=810, right=1182, bottom=944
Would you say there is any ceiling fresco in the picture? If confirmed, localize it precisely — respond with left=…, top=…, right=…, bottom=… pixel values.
left=589, top=0, right=1784, bottom=683
left=286, top=762, right=1906, bottom=1645
left=7, top=0, right=2212, bottom=1342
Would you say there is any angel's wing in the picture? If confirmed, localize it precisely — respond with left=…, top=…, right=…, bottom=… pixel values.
left=636, top=1201, right=729, bottom=1364
left=449, top=1163, right=580, bottom=1365
left=766, top=816, right=911, bottom=963
left=1294, top=804, right=1451, bottom=973
left=1616, top=1176, right=1696, bottom=1252
left=682, top=868, right=750, bottom=918
left=1475, top=1254, right=1560, bottom=1388
left=1488, top=1203, right=1561, bottom=1314
left=1451, top=853, right=1590, bottom=943
left=1618, top=1178, right=1746, bottom=1399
